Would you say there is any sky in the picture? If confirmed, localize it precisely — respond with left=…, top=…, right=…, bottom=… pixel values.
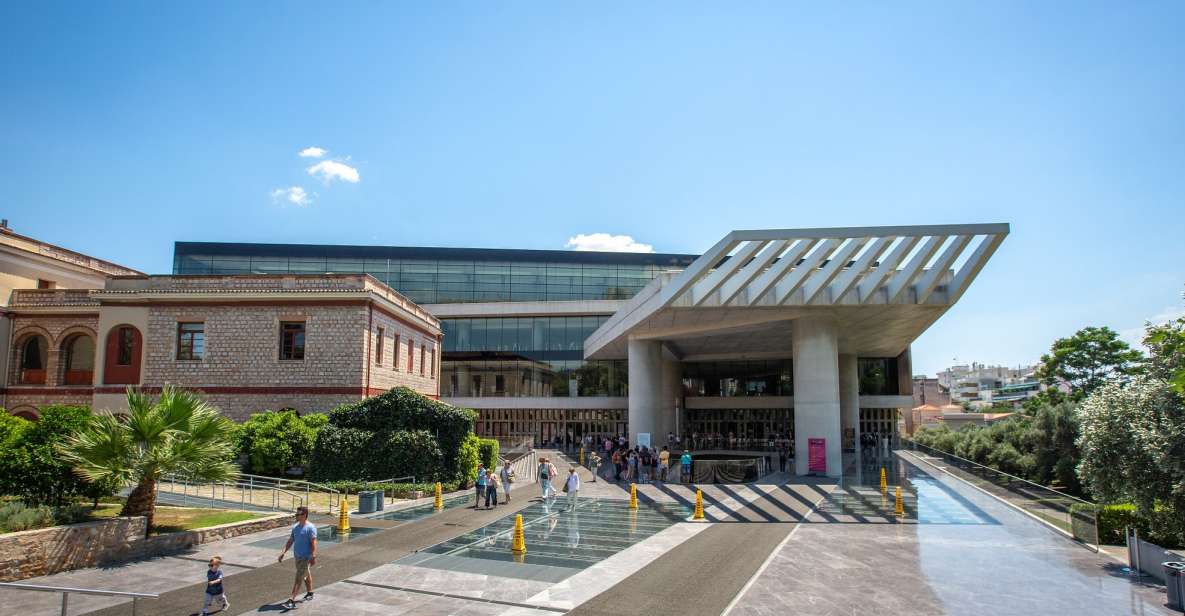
left=2, top=2, right=1183, bottom=376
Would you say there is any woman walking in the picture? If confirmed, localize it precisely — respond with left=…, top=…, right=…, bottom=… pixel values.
left=500, top=461, right=514, bottom=504
left=538, top=457, right=554, bottom=500
left=564, top=467, right=581, bottom=511
left=485, top=472, right=500, bottom=509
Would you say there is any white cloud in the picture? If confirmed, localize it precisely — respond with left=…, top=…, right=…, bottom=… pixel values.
left=565, top=233, right=655, bottom=253
left=270, top=186, right=312, bottom=207
left=307, top=160, right=360, bottom=184
left=298, top=147, right=326, bottom=158
left=1120, top=306, right=1185, bottom=349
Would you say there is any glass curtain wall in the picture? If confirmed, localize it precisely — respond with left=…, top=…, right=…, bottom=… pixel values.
left=441, top=316, right=627, bottom=397
left=858, top=358, right=900, bottom=395
left=682, top=360, right=793, bottom=397
left=174, top=255, right=669, bottom=304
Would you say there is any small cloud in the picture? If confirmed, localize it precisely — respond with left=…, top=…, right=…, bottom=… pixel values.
left=1120, top=306, right=1185, bottom=349
left=299, top=147, right=326, bottom=158
left=565, top=233, right=655, bottom=253
left=271, top=186, right=312, bottom=207
left=307, top=160, right=360, bottom=184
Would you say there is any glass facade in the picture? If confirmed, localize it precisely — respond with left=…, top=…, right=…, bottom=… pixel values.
left=173, top=243, right=696, bottom=305
left=858, top=358, right=900, bottom=395
left=441, top=316, right=627, bottom=397
left=681, top=360, right=794, bottom=397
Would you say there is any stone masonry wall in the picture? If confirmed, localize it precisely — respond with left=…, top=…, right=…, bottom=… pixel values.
left=143, top=304, right=368, bottom=388
left=367, top=307, right=440, bottom=396
left=0, top=513, right=292, bottom=582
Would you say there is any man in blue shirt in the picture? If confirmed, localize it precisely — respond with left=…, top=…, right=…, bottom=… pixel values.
left=680, top=451, right=693, bottom=483
left=279, top=506, right=318, bottom=609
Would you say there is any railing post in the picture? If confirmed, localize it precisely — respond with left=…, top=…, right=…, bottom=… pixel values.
left=60, top=591, right=68, bottom=616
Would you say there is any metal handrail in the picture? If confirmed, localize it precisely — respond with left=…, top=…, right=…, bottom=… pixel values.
left=0, top=581, right=157, bottom=616
left=159, top=475, right=306, bottom=512
left=228, top=473, right=343, bottom=514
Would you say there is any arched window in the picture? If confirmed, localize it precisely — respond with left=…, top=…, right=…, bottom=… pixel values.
left=104, top=325, right=142, bottom=385
left=19, top=335, right=48, bottom=384
left=61, top=334, right=96, bottom=385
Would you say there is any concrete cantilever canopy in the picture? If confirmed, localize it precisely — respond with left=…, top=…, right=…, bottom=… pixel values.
left=583, top=223, right=1010, bottom=362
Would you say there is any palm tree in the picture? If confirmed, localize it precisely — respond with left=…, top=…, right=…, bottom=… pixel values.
left=59, top=386, right=238, bottom=533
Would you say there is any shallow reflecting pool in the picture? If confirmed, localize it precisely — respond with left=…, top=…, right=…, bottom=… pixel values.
left=398, top=497, right=691, bottom=582
left=370, top=494, right=472, bottom=522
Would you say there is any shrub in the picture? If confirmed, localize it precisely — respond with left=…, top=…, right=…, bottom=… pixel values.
left=0, top=406, right=117, bottom=506
left=318, top=480, right=460, bottom=498
left=309, top=387, right=477, bottom=484
left=308, top=426, right=374, bottom=482
left=53, top=503, right=93, bottom=526
left=0, top=501, right=56, bottom=533
left=1069, top=503, right=1183, bottom=548
left=237, top=410, right=327, bottom=476
left=478, top=438, right=500, bottom=472
left=369, top=430, right=444, bottom=481
left=455, top=434, right=481, bottom=488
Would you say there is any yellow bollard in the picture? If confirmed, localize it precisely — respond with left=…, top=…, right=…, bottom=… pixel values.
left=895, top=486, right=904, bottom=517
left=629, top=483, right=638, bottom=510
left=880, top=467, right=887, bottom=495
left=337, top=497, right=350, bottom=533
left=511, top=514, right=526, bottom=554
left=693, top=489, right=705, bottom=520
left=434, top=482, right=443, bottom=510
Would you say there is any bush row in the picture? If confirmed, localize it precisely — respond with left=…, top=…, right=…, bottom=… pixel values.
left=0, top=501, right=95, bottom=533
left=0, top=407, right=119, bottom=507
left=1071, top=502, right=1183, bottom=547
left=309, top=388, right=483, bottom=486
left=317, top=481, right=460, bottom=498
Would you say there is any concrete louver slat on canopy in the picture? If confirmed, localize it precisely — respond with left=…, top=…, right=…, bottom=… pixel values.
left=581, top=223, right=1009, bottom=361
left=665, top=225, right=1007, bottom=309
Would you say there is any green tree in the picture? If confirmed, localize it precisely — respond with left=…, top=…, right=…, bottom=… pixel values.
left=59, top=387, right=238, bottom=533
left=1034, top=326, right=1143, bottom=402
left=1076, top=376, right=1185, bottom=544
left=18, top=406, right=112, bottom=506
left=1143, top=290, right=1185, bottom=394
left=0, top=412, right=31, bottom=498
left=236, top=410, right=327, bottom=476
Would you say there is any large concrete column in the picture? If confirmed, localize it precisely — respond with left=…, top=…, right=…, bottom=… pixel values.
left=659, top=357, right=683, bottom=442
left=839, top=353, right=859, bottom=453
left=628, top=338, right=663, bottom=446
left=792, top=316, right=842, bottom=477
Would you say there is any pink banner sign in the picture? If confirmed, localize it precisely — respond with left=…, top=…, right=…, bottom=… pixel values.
left=808, top=438, right=826, bottom=474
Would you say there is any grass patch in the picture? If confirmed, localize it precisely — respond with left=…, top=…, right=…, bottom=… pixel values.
left=149, top=506, right=262, bottom=535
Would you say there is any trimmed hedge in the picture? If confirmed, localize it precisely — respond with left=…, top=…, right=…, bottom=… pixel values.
left=478, top=438, right=499, bottom=471
left=318, top=480, right=460, bottom=498
left=309, top=387, right=477, bottom=485
left=1071, top=502, right=1184, bottom=547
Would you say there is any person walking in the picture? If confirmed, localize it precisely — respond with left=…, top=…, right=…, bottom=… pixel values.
left=485, top=472, right=500, bottom=509
left=500, top=461, right=514, bottom=504
left=680, top=450, right=693, bottom=483
left=564, top=467, right=581, bottom=511
left=199, top=556, right=229, bottom=615
left=475, top=463, right=488, bottom=508
left=658, top=446, right=670, bottom=483
left=589, top=451, right=601, bottom=482
left=611, top=449, right=623, bottom=482
left=278, top=506, right=317, bottom=609
left=538, top=457, right=554, bottom=500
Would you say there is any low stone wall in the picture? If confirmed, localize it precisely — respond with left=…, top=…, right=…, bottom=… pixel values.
left=0, top=512, right=293, bottom=582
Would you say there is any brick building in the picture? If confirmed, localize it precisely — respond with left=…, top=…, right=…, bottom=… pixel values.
left=4, top=273, right=441, bottom=420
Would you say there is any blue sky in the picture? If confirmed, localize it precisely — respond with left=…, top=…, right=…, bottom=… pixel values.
left=2, top=2, right=1182, bottom=375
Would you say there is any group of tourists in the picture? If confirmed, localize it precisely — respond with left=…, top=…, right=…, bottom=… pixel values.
left=537, top=456, right=581, bottom=511
left=597, top=434, right=694, bottom=484
left=474, top=460, right=518, bottom=509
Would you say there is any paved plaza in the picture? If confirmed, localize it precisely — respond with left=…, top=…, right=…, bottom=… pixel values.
left=2, top=451, right=1178, bottom=616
